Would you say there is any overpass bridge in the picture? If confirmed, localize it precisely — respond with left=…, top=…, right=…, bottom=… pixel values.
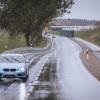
left=51, top=25, right=96, bottom=31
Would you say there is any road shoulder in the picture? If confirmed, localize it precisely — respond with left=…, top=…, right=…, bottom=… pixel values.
left=73, top=39, right=100, bottom=81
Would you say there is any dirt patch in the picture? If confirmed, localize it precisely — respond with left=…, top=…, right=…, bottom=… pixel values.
left=80, top=48, right=100, bottom=81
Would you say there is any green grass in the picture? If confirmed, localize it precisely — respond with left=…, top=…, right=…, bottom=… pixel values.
left=51, top=30, right=67, bottom=36
left=51, top=31, right=61, bottom=35
left=0, top=32, right=48, bottom=52
left=34, top=37, right=48, bottom=48
left=75, top=27, right=100, bottom=46
left=0, top=32, right=26, bottom=52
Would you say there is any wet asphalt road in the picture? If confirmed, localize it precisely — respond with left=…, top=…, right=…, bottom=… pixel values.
left=0, top=36, right=100, bottom=100
left=55, top=36, right=100, bottom=100
left=0, top=54, right=43, bottom=100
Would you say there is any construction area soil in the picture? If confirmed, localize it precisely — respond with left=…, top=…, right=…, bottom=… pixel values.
left=73, top=39, right=100, bottom=81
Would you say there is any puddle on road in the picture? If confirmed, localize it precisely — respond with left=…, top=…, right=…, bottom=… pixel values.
left=28, top=57, right=59, bottom=100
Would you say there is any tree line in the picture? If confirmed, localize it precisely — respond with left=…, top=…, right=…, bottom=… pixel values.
left=0, top=0, right=74, bottom=46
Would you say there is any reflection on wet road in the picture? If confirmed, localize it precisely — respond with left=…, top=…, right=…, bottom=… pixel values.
left=28, top=56, right=58, bottom=100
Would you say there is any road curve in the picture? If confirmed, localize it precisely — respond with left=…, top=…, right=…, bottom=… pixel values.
left=1, top=36, right=100, bottom=100
left=55, top=36, right=100, bottom=100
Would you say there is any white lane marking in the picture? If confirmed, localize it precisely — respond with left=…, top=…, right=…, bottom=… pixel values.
left=20, top=83, right=26, bottom=100
left=25, top=53, right=53, bottom=100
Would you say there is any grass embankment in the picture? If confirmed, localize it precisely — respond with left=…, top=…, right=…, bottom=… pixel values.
left=0, top=32, right=47, bottom=52
left=34, top=37, right=48, bottom=48
left=75, top=27, right=100, bottom=46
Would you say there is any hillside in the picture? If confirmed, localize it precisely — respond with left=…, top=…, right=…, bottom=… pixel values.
left=51, top=19, right=98, bottom=26
left=76, top=27, right=100, bottom=46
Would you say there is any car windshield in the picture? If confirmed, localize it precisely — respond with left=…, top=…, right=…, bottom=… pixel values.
left=0, top=55, right=25, bottom=63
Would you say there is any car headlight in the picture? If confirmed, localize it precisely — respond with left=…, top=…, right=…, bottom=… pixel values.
left=18, top=67, right=25, bottom=72
left=0, top=68, right=4, bottom=73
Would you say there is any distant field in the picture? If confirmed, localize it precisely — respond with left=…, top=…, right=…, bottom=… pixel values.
left=51, top=30, right=61, bottom=35
left=75, top=27, right=100, bottom=46
left=51, top=30, right=67, bottom=36
left=0, top=32, right=47, bottom=52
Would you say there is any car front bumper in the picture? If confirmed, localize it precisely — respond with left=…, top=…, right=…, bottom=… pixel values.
left=0, top=72, right=26, bottom=78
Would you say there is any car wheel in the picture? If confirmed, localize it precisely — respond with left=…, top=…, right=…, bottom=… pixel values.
left=22, top=77, right=28, bottom=82
left=22, top=73, right=28, bottom=82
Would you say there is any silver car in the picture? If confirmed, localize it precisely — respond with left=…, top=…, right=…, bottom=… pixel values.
left=0, top=53, right=29, bottom=82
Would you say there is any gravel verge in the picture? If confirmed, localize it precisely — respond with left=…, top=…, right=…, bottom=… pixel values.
left=73, top=39, right=100, bottom=81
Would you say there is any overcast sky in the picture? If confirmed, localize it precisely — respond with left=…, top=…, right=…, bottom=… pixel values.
left=61, top=0, right=100, bottom=21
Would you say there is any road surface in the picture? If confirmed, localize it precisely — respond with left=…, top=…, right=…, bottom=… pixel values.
left=55, top=36, right=100, bottom=100
left=0, top=36, right=100, bottom=100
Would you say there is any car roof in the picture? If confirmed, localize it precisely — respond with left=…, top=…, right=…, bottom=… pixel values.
left=0, top=53, right=24, bottom=57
